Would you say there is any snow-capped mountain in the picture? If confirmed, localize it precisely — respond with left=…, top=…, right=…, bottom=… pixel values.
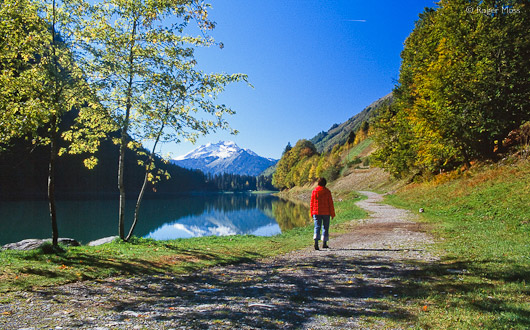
left=171, top=141, right=277, bottom=176
left=145, top=208, right=281, bottom=240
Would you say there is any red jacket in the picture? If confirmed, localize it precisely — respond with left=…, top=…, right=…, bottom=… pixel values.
left=310, top=185, right=335, bottom=217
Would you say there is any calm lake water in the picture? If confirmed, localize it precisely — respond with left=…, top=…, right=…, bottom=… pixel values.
left=0, top=193, right=310, bottom=246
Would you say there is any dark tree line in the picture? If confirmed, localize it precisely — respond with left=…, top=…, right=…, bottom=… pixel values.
left=207, top=173, right=276, bottom=192
left=0, top=125, right=213, bottom=200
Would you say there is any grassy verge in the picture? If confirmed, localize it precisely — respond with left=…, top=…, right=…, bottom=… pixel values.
left=0, top=193, right=367, bottom=293
left=346, top=138, right=373, bottom=159
left=383, top=159, right=530, bottom=329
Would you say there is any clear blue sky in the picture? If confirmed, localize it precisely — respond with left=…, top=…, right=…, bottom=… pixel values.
left=162, top=0, right=437, bottom=160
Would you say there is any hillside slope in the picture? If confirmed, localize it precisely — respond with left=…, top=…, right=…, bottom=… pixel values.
left=310, top=93, right=393, bottom=153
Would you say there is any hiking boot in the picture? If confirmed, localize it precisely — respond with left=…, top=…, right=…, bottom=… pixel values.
left=322, top=242, right=329, bottom=249
left=314, top=240, right=319, bottom=250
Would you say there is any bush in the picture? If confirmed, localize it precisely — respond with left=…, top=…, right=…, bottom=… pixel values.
left=321, top=163, right=342, bottom=182
left=347, top=157, right=362, bottom=167
left=362, top=157, right=370, bottom=167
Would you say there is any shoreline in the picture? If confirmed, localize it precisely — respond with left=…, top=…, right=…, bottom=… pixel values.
left=0, top=192, right=437, bottom=329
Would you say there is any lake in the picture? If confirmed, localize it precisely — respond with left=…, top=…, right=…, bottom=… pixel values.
left=0, top=193, right=310, bottom=246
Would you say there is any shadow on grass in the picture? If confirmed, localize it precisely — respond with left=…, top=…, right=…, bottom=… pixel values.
left=32, top=254, right=421, bottom=329
left=388, top=257, right=530, bottom=329
left=5, top=245, right=265, bottom=293
left=6, top=249, right=529, bottom=328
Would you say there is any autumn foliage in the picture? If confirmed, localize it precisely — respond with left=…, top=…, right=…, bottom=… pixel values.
left=272, top=134, right=370, bottom=190
left=371, top=0, right=530, bottom=178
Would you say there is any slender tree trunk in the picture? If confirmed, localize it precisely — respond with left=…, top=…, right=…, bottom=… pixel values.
left=48, top=0, right=59, bottom=247
left=125, top=124, right=164, bottom=241
left=125, top=164, right=149, bottom=241
left=48, top=115, right=59, bottom=247
left=118, top=18, right=137, bottom=240
left=118, top=128, right=127, bottom=240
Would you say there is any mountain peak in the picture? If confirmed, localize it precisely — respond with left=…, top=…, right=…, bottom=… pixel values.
left=174, top=141, right=240, bottom=161
left=172, top=141, right=277, bottom=176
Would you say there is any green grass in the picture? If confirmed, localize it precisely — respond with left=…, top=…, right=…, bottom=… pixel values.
left=346, top=138, right=373, bottom=160
left=0, top=193, right=367, bottom=293
left=383, top=159, right=530, bottom=329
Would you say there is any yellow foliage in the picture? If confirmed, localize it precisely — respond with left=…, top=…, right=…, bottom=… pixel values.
left=83, top=156, right=98, bottom=169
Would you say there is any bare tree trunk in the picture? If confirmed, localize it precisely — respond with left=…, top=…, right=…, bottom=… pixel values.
left=48, top=115, right=59, bottom=247
left=118, top=18, right=137, bottom=240
left=125, top=125, right=164, bottom=241
left=118, top=128, right=127, bottom=240
left=48, top=0, right=59, bottom=247
left=125, top=166, right=149, bottom=241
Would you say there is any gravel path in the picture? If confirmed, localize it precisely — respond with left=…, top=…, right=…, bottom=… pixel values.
left=0, top=191, right=438, bottom=330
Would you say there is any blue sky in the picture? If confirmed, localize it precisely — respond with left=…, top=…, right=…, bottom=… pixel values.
left=163, top=0, right=437, bottom=159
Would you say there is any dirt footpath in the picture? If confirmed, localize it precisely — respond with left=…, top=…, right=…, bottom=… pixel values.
left=1, top=192, right=438, bottom=330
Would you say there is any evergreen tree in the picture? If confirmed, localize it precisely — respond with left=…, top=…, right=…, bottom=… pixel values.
left=283, top=142, right=292, bottom=155
left=347, top=131, right=356, bottom=144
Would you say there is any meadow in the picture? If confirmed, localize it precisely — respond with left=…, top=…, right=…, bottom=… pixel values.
left=384, top=159, right=530, bottom=329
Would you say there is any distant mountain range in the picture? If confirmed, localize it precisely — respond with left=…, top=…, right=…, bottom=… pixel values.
left=310, top=93, right=393, bottom=152
left=171, top=141, right=277, bottom=176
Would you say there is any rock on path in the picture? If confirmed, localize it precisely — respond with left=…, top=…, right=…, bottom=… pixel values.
left=0, top=192, right=438, bottom=330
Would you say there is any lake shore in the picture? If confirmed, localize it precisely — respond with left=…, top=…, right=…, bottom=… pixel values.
left=0, top=191, right=436, bottom=329
left=0, top=191, right=296, bottom=246
left=0, top=193, right=366, bottom=293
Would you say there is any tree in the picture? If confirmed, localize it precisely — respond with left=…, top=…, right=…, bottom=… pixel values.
left=126, top=66, right=247, bottom=240
left=371, top=102, right=418, bottom=177
left=0, top=0, right=50, bottom=145
left=372, top=0, right=530, bottom=177
left=0, top=0, right=106, bottom=246
left=272, top=139, right=318, bottom=189
left=347, top=131, right=356, bottom=145
left=283, top=142, right=292, bottom=155
left=72, top=0, right=247, bottom=240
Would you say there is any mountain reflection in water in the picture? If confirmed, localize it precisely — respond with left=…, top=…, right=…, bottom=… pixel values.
left=146, top=208, right=281, bottom=239
left=144, top=193, right=310, bottom=240
left=0, top=193, right=310, bottom=245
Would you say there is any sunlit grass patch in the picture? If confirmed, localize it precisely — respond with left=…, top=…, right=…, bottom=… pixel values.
left=384, top=159, right=530, bottom=329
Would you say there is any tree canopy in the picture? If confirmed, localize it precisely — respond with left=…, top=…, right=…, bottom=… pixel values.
left=1, top=0, right=248, bottom=243
left=0, top=0, right=112, bottom=245
left=372, top=0, right=530, bottom=178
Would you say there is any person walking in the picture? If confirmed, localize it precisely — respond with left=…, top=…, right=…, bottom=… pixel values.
left=310, top=177, right=335, bottom=250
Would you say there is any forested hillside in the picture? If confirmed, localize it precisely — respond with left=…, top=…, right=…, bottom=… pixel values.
left=271, top=91, right=388, bottom=190
left=0, top=117, right=213, bottom=199
left=272, top=135, right=374, bottom=190
left=1, top=147, right=212, bottom=199
left=371, top=0, right=530, bottom=178
left=0, top=124, right=276, bottom=199
left=310, top=93, right=392, bottom=153
left=274, top=1, right=530, bottom=190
